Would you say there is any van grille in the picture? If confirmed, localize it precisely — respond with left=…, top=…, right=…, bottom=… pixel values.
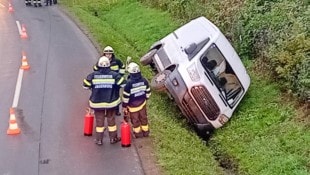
left=181, top=100, right=198, bottom=123
left=181, top=92, right=208, bottom=124
left=191, top=86, right=219, bottom=120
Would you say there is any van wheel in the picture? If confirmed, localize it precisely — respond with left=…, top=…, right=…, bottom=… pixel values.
left=151, top=70, right=171, bottom=91
left=140, top=49, right=157, bottom=66
left=194, top=123, right=214, bottom=141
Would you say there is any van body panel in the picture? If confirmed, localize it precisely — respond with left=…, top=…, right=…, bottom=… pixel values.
left=141, top=16, right=251, bottom=136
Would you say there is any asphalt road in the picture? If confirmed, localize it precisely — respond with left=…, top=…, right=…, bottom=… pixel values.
left=0, top=1, right=144, bottom=174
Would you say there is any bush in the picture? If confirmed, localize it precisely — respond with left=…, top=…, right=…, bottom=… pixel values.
left=139, top=0, right=310, bottom=102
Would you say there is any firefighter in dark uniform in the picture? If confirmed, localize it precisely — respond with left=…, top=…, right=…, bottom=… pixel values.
left=122, top=62, right=151, bottom=138
left=45, top=0, right=53, bottom=6
left=93, top=46, right=125, bottom=116
left=83, top=56, right=125, bottom=145
left=25, top=0, right=32, bottom=6
left=33, top=0, right=42, bottom=7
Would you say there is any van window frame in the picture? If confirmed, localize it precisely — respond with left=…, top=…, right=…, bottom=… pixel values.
left=200, top=43, right=245, bottom=108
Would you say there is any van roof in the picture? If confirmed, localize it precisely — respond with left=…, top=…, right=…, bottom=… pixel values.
left=173, top=16, right=219, bottom=48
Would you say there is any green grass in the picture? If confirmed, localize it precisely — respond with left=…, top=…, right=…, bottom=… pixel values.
left=210, top=73, right=310, bottom=174
left=60, top=0, right=310, bottom=174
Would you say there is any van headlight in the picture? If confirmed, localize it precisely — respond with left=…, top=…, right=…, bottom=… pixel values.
left=187, top=64, right=200, bottom=82
left=218, top=114, right=229, bottom=125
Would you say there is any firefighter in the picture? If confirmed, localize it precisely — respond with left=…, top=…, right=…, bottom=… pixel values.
left=25, top=0, right=31, bottom=6
left=122, top=62, right=151, bottom=138
left=45, top=0, right=53, bottom=6
left=94, top=46, right=125, bottom=116
left=83, top=56, right=125, bottom=145
left=33, top=0, right=42, bottom=7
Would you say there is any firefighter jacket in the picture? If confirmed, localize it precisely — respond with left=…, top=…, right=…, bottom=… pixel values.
left=93, top=55, right=125, bottom=75
left=122, top=72, right=151, bottom=112
left=83, top=67, right=125, bottom=109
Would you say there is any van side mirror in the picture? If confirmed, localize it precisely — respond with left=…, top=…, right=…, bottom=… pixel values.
left=185, top=43, right=197, bottom=55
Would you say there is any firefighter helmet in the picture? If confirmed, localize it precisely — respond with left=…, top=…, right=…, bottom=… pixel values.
left=127, top=62, right=140, bottom=73
left=98, top=56, right=110, bottom=67
left=103, top=46, right=114, bottom=54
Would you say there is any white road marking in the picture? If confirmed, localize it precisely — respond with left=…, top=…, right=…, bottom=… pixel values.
left=16, top=21, right=22, bottom=35
left=12, top=68, right=24, bottom=108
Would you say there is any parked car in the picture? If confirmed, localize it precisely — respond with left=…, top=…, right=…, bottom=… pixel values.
left=140, top=16, right=250, bottom=138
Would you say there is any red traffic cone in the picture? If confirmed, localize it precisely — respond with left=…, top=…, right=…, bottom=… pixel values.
left=20, top=24, right=28, bottom=39
left=8, top=3, right=14, bottom=13
left=84, top=108, right=94, bottom=136
left=7, top=108, right=21, bottom=135
left=121, top=111, right=131, bottom=147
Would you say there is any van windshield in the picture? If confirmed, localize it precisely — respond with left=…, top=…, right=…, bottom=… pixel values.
left=200, top=44, right=244, bottom=108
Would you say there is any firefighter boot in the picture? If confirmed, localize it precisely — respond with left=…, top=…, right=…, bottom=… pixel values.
left=134, top=131, right=143, bottom=138
left=143, top=130, right=150, bottom=137
left=110, top=137, right=121, bottom=144
left=94, top=132, right=104, bottom=146
left=116, top=111, right=121, bottom=116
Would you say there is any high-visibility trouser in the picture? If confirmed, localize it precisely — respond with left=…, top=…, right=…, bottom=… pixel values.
left=33, top=0, right=41, bottom=6
left=25, top=0, right=31, bottom=4
left=46, top=0, right=52, bottom=5
left=129, top=106, right=149, bottom=137
left=94, top=108, right=118, bottom=140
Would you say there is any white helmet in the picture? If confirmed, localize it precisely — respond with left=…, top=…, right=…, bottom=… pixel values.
left=127, top=62, right=140, bottom=73
left=98, top=56, right=110, bottom=67
left=103, top=46, right=114, bottom=54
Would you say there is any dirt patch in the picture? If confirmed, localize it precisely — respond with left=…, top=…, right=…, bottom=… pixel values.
left=213, top=151, right=239, bottom=175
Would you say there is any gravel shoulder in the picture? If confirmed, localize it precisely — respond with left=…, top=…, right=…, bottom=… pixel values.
left=133, top=137, right=164, bottom=175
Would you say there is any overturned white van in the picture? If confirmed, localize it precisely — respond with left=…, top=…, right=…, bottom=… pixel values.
left=140, top=16, right=250, bottom=138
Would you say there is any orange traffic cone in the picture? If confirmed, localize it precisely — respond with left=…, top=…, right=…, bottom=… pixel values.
left=20, top=24, right=28, bottom=39
left=20, top=51, right=30, bottom=70
left=7, top=108, right=21, bottom=135
left=8, top=3, right=14, bottom=13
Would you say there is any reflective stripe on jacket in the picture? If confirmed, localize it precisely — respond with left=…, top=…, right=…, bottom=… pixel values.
left=122, top=72, right=151, bottom=111
left=83, top=67, right=125, bottom=109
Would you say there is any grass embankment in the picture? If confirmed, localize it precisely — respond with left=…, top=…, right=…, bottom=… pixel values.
left=61, top=0, right=310, bottom=174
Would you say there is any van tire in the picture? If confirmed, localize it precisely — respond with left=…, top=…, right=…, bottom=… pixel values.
left=140, top=49, right=157, bottom=66
left=151, top=70, right=171, bottom=91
